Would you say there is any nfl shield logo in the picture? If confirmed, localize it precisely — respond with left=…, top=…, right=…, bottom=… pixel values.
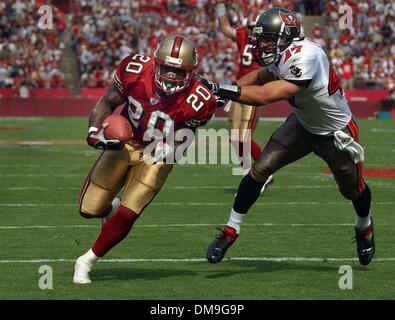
left=150, top=97, right=159, bottom=105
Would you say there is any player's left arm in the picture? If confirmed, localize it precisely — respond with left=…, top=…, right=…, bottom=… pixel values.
left=214, top=53, right=317, bottom=106
left=238, top=80, right=304, bottom=106
left=210, top=79, right=304, bottom=106
left=237, top=68, right=276, bottom=86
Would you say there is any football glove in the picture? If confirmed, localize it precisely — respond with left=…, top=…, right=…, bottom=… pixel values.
left=195, top=74, right=241, bottom=102
left=194, top=74, right=225, bottom=108
left=86, top=126, right=123, bottom=150
left=195, top=74, right=219, bottom=94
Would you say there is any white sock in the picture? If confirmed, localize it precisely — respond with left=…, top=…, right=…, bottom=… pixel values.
left=355, top=214, right=371, bottom=231
left=79, top=248, right=99, bottom=267
left=227, top=208, right=245, bottom=234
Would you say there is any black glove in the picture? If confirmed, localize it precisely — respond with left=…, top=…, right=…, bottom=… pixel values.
left=195, top=74, right=219, bottom=94
left=195, top=74, right=241, bottom=102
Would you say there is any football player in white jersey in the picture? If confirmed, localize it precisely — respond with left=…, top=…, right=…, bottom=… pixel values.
left=205, top=7, right=375, bottom=266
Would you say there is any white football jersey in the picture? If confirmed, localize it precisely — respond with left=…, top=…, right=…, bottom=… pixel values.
left=267, top=38, right=351, bottom=135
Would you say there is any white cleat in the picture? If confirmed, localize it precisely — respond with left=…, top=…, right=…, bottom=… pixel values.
left=261, top=175, right=274, bottom=194
left=73, top=257, right=93, bottom=284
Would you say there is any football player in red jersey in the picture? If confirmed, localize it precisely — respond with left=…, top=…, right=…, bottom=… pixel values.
left=73, top=35, right=219, bottom=284
left=215, top=0, right=273, bottom=191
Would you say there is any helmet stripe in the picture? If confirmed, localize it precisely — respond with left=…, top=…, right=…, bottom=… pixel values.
left=170, top=36, right=184, bottom=58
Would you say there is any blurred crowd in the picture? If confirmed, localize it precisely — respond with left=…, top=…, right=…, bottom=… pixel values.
left=1, top=0, right=394, bottom=94
left=325, top=0, right=395, bottom=90
left=0, top=0, right=67, bottom=94
left=70, top=0, right=324, bottom=88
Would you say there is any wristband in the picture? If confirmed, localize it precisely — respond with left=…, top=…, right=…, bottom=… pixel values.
left=89, top=126, right=99, bottom=133
left=216, top=3, right=226, bottom=18
left=218, top=83, right=241, bottom=101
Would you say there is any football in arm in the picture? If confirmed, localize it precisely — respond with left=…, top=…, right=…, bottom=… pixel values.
left=103, top=114, right=133, bottom=143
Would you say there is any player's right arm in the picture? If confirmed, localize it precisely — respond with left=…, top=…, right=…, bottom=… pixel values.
left=88, top=82, right=126, bottom=129
left=237, top=68, right=276, bottom=86
left=216, top=1, right=236, bottom=41
left=86, top=82, right=126, bottom=150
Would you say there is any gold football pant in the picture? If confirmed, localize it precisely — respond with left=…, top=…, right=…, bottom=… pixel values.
left=228, top=101, right=259, bottom=141
left=79, top=144, right=173, bottom=217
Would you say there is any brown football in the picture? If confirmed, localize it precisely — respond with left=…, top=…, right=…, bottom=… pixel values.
left=103, top=114, right=133, bottom=143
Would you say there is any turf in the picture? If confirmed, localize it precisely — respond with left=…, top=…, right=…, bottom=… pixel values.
left=0, top=117, right=394, bottom=300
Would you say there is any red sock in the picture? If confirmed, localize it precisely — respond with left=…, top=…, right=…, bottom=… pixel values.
left=250, top=140, right=262, bottom=161
left=92, top=205, right=139, bottom=257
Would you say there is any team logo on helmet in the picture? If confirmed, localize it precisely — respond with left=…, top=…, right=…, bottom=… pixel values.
left=279, top=12, right=300, bottom=27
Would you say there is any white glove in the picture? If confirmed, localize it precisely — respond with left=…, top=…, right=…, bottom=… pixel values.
left=333, top=130, right=364, bottom=163
left=86, top=126, right=123, bottom=150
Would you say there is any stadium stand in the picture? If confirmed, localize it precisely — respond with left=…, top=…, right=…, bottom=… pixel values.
left=69, top=0, right=327, bottom=90
left=68, top=0, right=394, bottom=92
left=0, top=0, right=67, bottom=97
left=0, top=0, right=394, bottom=119
left=325, top=0, right=395, bottom=90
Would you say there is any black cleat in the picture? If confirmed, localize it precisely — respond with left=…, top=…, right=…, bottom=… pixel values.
left=353, top=219, right=375, bottom=266
left=207, top=226, right=238, bottom=263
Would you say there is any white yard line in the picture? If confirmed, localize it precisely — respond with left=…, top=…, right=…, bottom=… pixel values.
left=0, top=201, right=394, bottom=207
left=0, top=182, right=393, bottom=191
left=1, top=222, right=387, bottom=230
left=0, top=257, right=393, bottom=264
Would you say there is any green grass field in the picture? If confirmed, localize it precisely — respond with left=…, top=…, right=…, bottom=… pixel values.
left=0, top=117, right=394, bottom=300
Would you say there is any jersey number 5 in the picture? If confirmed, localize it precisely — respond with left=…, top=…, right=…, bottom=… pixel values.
left=241, top=45, right=254, bottom=66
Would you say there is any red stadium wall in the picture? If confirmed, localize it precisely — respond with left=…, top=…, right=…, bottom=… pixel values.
left=0, top=97, right=93, bottom=117
left=0, top=90, right=391, bottom=118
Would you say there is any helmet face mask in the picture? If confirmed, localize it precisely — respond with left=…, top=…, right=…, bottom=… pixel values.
left=154, top=63, right=194, bottom=94
left=252, top=35, right=281, bottom=66
left=154, top=35, right=198, bottom=95
left=251, top=8, right=301, bottom=67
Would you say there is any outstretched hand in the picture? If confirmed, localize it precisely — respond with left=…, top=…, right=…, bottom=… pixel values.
left=195, top=74, right=227, bottom=108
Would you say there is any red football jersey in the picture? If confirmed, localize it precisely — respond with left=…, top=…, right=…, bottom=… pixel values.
left=113, top=53, right=217, bottom=146
left=235, top=27, right=261, bottom=79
